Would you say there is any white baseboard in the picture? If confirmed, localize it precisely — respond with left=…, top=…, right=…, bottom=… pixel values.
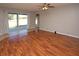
left=40, top=28, right=79, bottom=39
left=0, top=33, right=9, bottom=41
left=57, top=32, right=79, bottom=39
left=40, top=28, right=54, bottom=33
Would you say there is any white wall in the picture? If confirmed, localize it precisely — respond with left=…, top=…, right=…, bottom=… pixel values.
left=36, top=4, right=79, bottom=38
left=28, top=12, right=36, bottom=30
left=0, top=9, right=8, bottom=36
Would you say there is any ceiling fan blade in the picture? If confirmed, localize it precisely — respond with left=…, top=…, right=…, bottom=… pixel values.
left=47, top=4, right=50, bottom=6
left=48, top=6, right=55, bottom=8
left=43, top=3, right=47, bottom=7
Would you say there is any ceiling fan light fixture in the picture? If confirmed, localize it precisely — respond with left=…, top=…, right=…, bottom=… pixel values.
left=42, top=7, right=45, bottom=10
left=44, top=6, right=48, bottom=10
left=42, top=6, right=48, bottom=10
left=41, top=3, right=55, bottom=11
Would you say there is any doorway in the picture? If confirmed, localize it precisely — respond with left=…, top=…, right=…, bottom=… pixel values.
left=8, top=13, right=28, bottom=36
left=35, top=14, right=40, bottom=32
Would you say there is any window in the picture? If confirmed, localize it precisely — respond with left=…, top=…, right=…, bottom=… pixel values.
left=35, top=17, right=38, bottom=25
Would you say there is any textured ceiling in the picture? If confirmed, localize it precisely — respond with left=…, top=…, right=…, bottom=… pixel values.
left=0, top=3, right=70, bottom=12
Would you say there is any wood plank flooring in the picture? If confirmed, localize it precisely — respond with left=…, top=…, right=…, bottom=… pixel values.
left=0, top=30, right=79, bottom=56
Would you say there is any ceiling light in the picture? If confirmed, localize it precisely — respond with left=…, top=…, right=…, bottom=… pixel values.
left=42, top=6, right=48, bottom=10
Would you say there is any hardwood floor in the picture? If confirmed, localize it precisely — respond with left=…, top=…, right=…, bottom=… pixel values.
left=0, top=30, right=79, bottom=56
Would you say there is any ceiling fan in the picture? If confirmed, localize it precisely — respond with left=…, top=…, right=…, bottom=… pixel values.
left=41, top=3, right=55, bottom=10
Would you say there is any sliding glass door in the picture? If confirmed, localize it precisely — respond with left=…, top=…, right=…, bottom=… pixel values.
left=8, top=14, right=18, bottom=32
left=18, top=14, right=28, bottom=30
left=8, top=13, right=28, bottom=35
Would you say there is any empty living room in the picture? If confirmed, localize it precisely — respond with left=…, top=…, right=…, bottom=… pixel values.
left=0, top=3, right=79, bottom=56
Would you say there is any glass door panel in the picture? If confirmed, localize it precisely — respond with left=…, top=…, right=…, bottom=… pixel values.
left=18, top=15, right=28, bottom=30
left=8, top=14, right=17, bottom=32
